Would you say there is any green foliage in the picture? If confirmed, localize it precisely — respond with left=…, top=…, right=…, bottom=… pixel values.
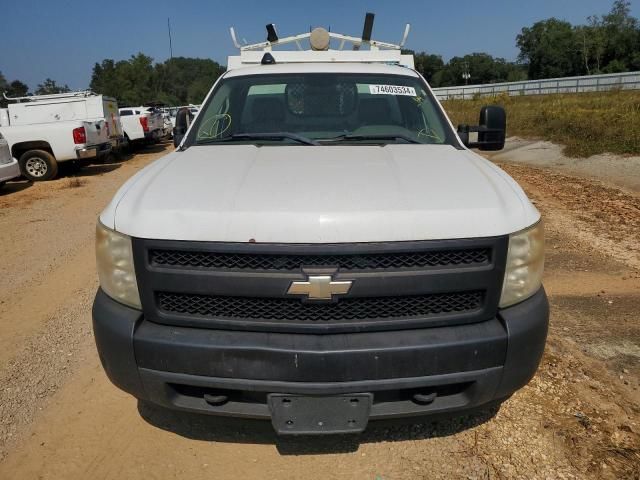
left=443, top=90, right=640, bottom=157
left=403, top=49, right=522, bottom=87
left=90, top=54, right=155, bottom=106
left=517, top=1, right=640, bottom=79
left=403, top=1, right=638, bottom=87
left=90, top=54, right=225, bottom=106
left=402, top=50, right=445, bottom=83
left=35, top=78, right=71, bottom=95
left=517, top=18, right=582, bottom=79
left=1, top=0, right=638, bottom=109
left=155, top=57, right=225, bottom=105
left=0, top=71, right=29, bottom=107
left=432, top=53, right=526, bottom=87
left=8, top=80, right=29, bottom=98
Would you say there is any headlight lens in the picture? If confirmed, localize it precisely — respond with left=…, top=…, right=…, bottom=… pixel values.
left=96, top=221, right=141, bottom=309
left=500, top=221, right=545, bottom=308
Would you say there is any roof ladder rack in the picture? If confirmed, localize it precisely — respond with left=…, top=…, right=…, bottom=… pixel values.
left=227, top=13, right=414, bottom=70
left=2, top=90, right=96, bottom=103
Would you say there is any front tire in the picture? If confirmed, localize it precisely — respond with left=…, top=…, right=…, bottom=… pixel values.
left=19, top=150, right=58, bottom=181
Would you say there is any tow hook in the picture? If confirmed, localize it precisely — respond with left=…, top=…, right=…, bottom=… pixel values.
left=412, top=392, right=437, bottom=405
left=204, top=393, right=229, bottom=406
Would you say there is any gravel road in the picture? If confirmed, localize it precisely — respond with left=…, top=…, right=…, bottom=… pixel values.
left=0, top=141, right=638, bottom=479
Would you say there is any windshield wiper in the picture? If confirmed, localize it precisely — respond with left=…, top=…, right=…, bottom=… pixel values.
left=319, top=134, right=421, bottom=144
left=197, top=132, right=319, bottom=146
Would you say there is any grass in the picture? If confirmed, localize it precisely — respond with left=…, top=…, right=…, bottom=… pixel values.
left=441, top=89, right=640, bottom=158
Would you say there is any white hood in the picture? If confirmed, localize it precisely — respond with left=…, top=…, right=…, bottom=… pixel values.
left=101, top=144, right=539, bottom=243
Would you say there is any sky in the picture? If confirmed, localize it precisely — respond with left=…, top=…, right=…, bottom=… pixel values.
left=0, top=0, right=637, bottom=91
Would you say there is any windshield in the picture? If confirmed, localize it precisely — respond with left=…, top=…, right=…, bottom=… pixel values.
left=187, top=73, right=460, bottom=147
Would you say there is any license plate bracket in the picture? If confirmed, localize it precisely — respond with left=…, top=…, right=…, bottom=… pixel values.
left=268, top=393, right=372, bottom=435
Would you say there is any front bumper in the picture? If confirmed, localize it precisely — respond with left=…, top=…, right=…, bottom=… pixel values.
left=0, top=158, right=20, bottom=183
left=93, top=288, right=548, bottom=430
left=76, top=142, right=112, bottom=160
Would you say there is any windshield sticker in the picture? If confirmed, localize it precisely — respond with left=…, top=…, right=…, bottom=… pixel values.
left=369, top=85, right=417, bottom=96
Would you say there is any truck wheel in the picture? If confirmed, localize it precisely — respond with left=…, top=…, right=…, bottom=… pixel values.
left=19, top=150, right=59, bottom=181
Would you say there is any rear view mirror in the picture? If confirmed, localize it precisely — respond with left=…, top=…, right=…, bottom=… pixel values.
left=173, top=107, right=193, bottom=148
left=457, top=105, right=506, bottom=151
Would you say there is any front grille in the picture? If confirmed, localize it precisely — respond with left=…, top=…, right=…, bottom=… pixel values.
left=157, top=291, right=484, bottom=323
left=149, top=248, right=491, bottom=271
left=135, top=237, right=508, bottom=333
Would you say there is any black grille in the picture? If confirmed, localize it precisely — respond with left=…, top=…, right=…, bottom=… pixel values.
left=150, top=248, right=491, bottom=272
left=157, top=291, right=484, bottom=323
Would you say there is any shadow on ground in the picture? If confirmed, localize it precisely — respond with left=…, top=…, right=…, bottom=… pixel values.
left=138, top=400, right=500, bottom=455
left=0, top=179, right=32, bottom=196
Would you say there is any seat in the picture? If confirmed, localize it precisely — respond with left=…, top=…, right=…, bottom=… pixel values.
left=358, top=98, right=392, bottom=126
left=248, top=97, right=286, bottom=132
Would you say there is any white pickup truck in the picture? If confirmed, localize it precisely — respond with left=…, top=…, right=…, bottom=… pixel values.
left=0, top=91, right=117, bottom=181
left=118, top=107, right=164, bottom=145
left=94, top=21, right=548, bottom=436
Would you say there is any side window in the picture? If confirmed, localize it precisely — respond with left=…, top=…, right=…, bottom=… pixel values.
left=120, top=110, right=132, bottom=116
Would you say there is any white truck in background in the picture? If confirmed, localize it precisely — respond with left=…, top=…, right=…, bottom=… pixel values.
left=0, top=91, right=119, bottom=181
left=118, top=107, right=164, bottom=145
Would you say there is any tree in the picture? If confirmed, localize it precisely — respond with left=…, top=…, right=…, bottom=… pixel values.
left=35, top=78, right=71, bottom=95
left=90, top=54, right=224, bottom=106
left=585, top=15, right=607, bottom=73
left=600, top=0, right=639, bottom=71
left=517, top=18, right=583, bottom=79
left=7, top=80, right=29, bottom=98
left=402, top=50, right=445, bottom=83
left=429, top=53, right=524, bottom=87
left=517, top=1, right=640, bottom=78
left=0, top=77, right=29, bottom=107
left=154, top=57, right=225, bottom=105
left=88, top=54, right=154, bottom=105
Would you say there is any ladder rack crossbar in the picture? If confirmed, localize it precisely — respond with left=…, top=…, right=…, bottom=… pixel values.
left=237, top=30, right=403, bottom=52
left=3, top=90, right=96, bottom=103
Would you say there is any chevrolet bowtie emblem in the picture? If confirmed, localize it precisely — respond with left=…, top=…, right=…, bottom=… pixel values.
left=287, top=274, right=353, bottom=300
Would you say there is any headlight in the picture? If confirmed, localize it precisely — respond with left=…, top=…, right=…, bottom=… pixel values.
left=96, top=221, right=141, bottom=309
left=500, top=221, right=545, bottom=308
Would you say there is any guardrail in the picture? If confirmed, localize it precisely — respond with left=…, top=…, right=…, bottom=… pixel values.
left=432, top=71, right=640, bottom=100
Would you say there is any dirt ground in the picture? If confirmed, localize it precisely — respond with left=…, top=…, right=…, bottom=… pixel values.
left=0, top=140, right=638, bottom=479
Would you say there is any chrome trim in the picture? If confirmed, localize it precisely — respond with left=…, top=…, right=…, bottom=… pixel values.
left=76, top=142, right=112, bottom=160
left=287, top=274, right=353, bottom=300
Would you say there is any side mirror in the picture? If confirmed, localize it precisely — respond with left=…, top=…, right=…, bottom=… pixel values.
left=457, top=105, right=506, bottom=151
left=173, top=107, right=193, bottom=148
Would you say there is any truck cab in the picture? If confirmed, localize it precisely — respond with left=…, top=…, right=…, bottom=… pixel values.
left=93, top=20, right=548, bottom=435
